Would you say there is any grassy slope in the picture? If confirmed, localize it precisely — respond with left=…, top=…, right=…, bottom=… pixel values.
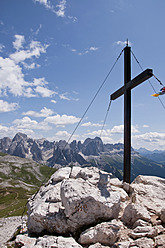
left=0, top=153, right=56, bottom=218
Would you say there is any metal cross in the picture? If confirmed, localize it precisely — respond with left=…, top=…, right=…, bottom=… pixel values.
left=110, top=45, right=153, bottom=183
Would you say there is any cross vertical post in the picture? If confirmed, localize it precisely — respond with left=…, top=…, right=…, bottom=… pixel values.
left=110, top=44, right=153, bottom=183
left=124, top=45, right=131, bottom=183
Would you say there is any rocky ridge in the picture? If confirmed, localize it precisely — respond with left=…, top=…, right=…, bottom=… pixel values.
left=1, top=133, right=165, bottom=180
left=7, top=166, right=165, bottom=248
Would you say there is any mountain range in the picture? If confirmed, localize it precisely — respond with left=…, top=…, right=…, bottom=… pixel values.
left=0, top=132, right=165, bottom=181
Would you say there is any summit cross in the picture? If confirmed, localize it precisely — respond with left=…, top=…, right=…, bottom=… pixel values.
left=110, top=44, right=153, bottom=183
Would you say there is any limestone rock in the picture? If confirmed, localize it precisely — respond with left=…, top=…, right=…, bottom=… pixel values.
left=15, top=235, right=83, bottom=248
left=122, top=203, right=151, bottom=226
left=130, top=237, right=154, bottom=247
left=111, top=185, right=128, bottom=201
left=27, top=182, right=69, bottom=234
left=49, top=167, right=71, bottom=183
left=130, top=175, right=165, bottom=214
left=61, top=178, right=120, bottom=232
left=160, top=207, right=165, bottom=223
left=129, top=226, right=158, bottom=239
left=154, top=234, right=165, bottom=247
left=36, top=236, right=83, bottom=248
left=15, top=235, right=36, bottom=247
left=115, top=241, right=131, bottom=248
left=28, top=167, right=120, bottom=235
left=88, top=243, right=110, bottom=248
left=79, top=221, right=120, bottom=246
left=132, top=219, right=152, bottom=229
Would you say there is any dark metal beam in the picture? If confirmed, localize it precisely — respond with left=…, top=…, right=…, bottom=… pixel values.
left=110, top=69, right=153, bottom=101
left=124, top=46, right=131, bottom=184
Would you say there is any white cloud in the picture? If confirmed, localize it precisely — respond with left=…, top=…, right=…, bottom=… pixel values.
left=48, top=130, right=79, bottom=142
left=143, top=124, right=149, bottom=128
left=0, top=56, right=29, bottom=96
left=22, top=107, right=54, bottom=117
left=133, top=132, right=165, bottom=143
left=33, top=0, right=52, bottom=10
left=44, top=114, right=80, bottom=126
left=65, top=44, right=99, bottom=56
left=111, top=125, right=139, bottom=134
left=13, top=116, right=51, bottom=130
left=35, top=85, right=55, bottom=97
left=132, top=131, right=165, bottom=150
left=0, top=35, right=55, bottom=98
left=85, top=129, right=112, bottom=137
left=59, top=93, right=71, bottom=101
left=0, top=100, right=19, bottom=112
left=68, top=16, right=78, bottom=23
left=81, top=121, right=103, bottom=127
left=22, top=62, right=40, bottom=70
left=89, top=47, right=99, bottom=51
left=13, top=35, right=25, bottom=51
left=114, top=40, right=132, bottom=47
left=55, top=0, right=66, bottom=17
left=10, top=40, right=48, bottom=64
left=59, top=92, right=79, bottom=101
left=34, top=0, right=67, bottom=17
left=0, top=44, right=5, bottom=53
left=51, top=99, right=57, bottom=104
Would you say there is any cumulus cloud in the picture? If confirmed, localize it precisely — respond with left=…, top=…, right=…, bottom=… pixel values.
left=81, top=122, right=103, bottom=127
left=132, top=131, right=165, bottom=150
left=13, top=35, right=25, bottom=51
left=0, top=100, right=19, bottom=112
left=35, top=85, right=55, bottom=97
left=0, top=35, right=56, bottom=98
left=51, top=99, right=57, bottom=104
left=48, top=130, right=79, bottom=142
left=111, top=125, right=139, bottom=134
left=133, top=132, right=165, bottom=143
left=44, top=114, right=80, bottom=126
left=89, top=47, right=99, bottom=51
left=10, top=39, right=48, bottom=64
left=33, top=0, right=53, bottom=10
left=13, top=116, right=51, bottom=130
left=114, top=40, right=132, bottom=47
left=55, top=0, right=66, bottom=17
left=22, top=107, right=54, bottom=117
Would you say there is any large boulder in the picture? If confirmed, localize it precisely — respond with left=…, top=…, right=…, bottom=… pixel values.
left=27, top=167, right=120, bottom=235
left=130, top=175, right=165, bottom=214
left=122, top=202, right=151, bottom=226
left=79, top=220, right=121, bottom=246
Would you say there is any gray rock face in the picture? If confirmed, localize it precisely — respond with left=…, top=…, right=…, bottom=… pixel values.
left=160, top=208, right=165, bottom=223
left=79, top=221, right=120, bottom=246
left=27, top=167, right=120, bottom=235
left=122, top=203, right=151, bottom=226
left=130, top=175, right=165, bottom=214
left=15, top=235, right=83, bottom=248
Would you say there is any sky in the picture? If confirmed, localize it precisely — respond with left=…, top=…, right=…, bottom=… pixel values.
left=0, top=0, right=165, bottom=151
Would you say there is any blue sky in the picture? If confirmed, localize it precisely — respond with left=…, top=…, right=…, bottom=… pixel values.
left=0, top=0, right=165, bottom=150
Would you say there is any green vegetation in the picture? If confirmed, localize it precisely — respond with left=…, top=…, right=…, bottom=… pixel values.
left=0, top=152, right=7, bottom=156
left=0, top=155, right=56, bottom=218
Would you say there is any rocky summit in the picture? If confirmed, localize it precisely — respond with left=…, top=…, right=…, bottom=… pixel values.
left=7, top=166, right=165, bottom=248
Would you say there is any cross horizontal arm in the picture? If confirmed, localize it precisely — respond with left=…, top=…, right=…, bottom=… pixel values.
left=110, top=69, right=153, bottom=101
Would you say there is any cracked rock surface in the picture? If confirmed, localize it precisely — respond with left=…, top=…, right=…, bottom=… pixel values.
left=2, top=167, right=165, bottom=247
